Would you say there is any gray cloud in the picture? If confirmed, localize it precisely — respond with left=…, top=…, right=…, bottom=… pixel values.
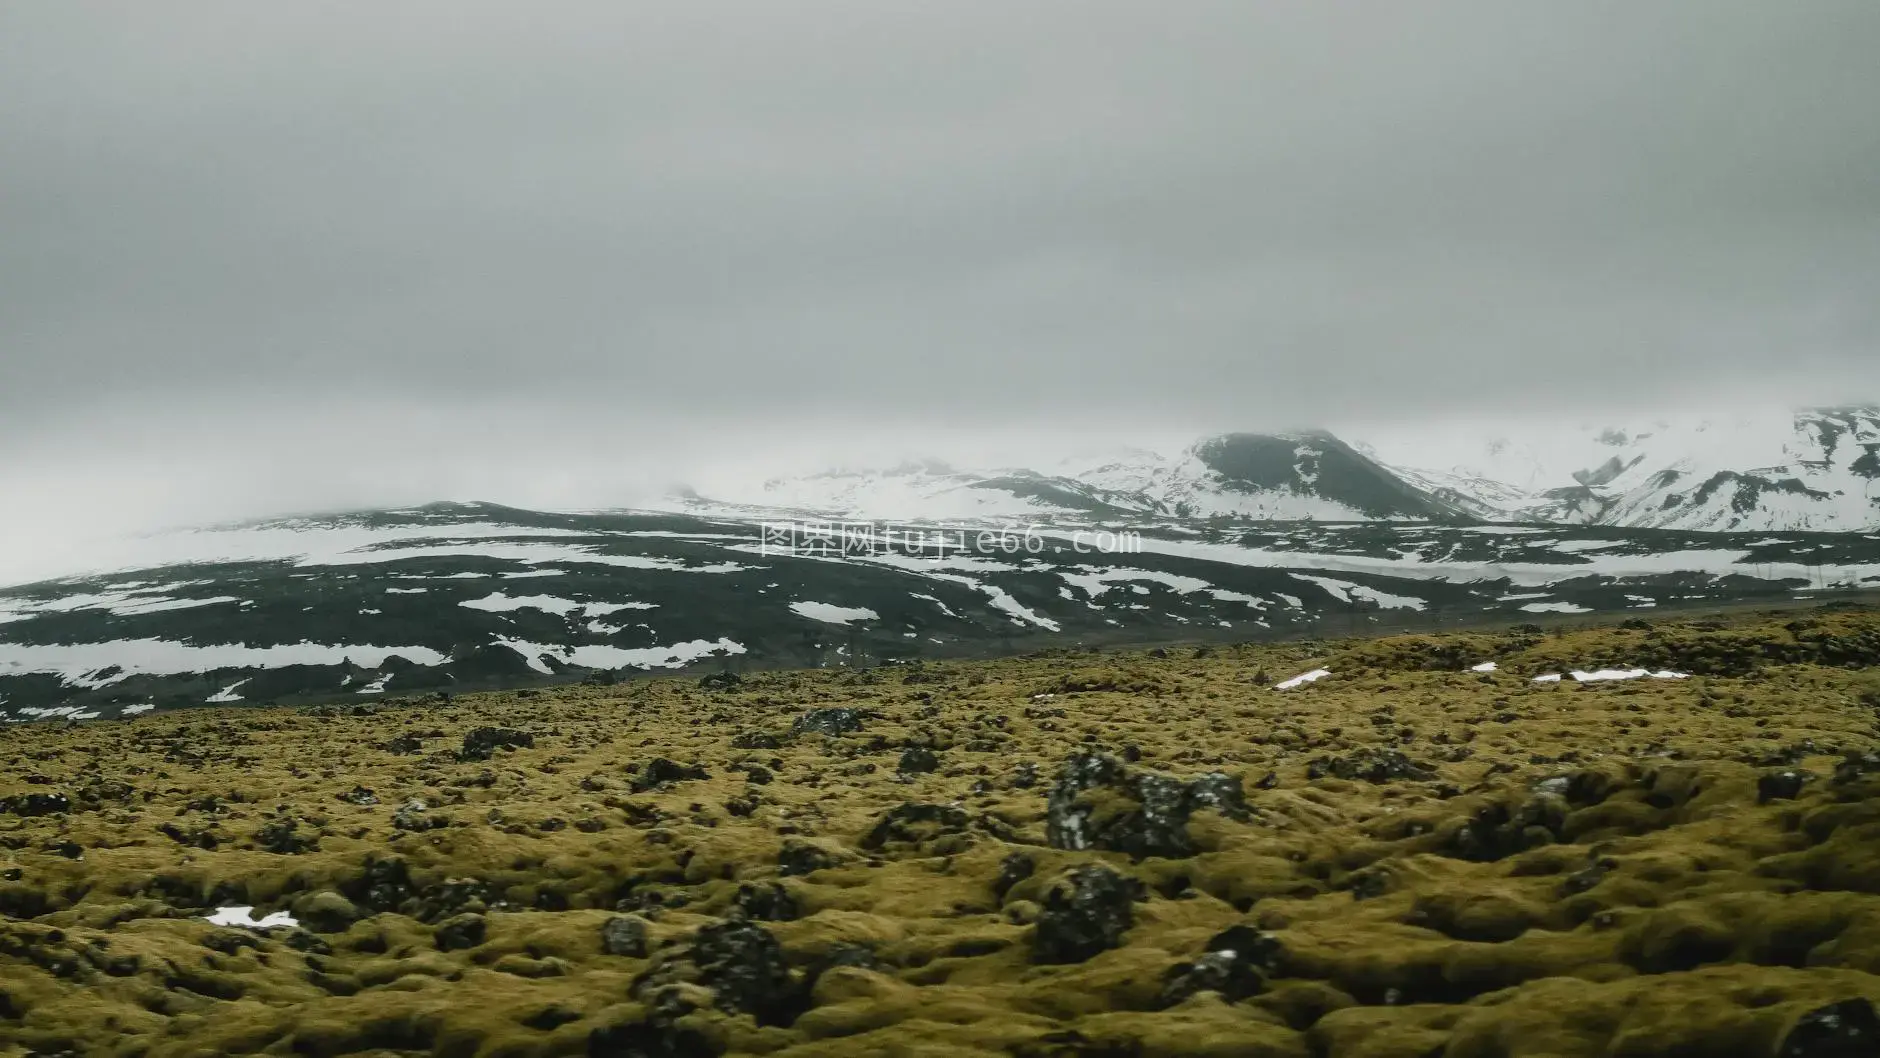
left=3, top=0, right=1878, bottom=558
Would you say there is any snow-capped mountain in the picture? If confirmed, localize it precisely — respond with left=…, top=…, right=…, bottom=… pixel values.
left=670, top=432, right=1473, bottom=523
left=1075, top=432, right=1471, bottom=520
left=1361, top=406, right=1880, bottom=532
left=1531, top=407, right=1880, bottom=531
left=673, top=406, right=1880, bottom=533
left=726, top=459, right=1159, bottom=521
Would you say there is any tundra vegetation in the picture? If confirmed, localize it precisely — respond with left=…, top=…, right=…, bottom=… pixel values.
left=3, top=608, right=1880, bottom=1056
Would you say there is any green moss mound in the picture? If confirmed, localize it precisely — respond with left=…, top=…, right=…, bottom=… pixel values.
left=2, top=608, right=1879, bottom=1056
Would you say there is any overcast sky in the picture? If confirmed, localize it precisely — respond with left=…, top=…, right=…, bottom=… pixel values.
left=3, top=1, right=1878, bottom=565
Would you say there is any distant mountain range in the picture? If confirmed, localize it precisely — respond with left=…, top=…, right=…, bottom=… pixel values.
left=666, top=405, right=1880, bottom=532
left=4, top=502, right=1879, bottom=720
left=3, top=404, right=1877, bottom=720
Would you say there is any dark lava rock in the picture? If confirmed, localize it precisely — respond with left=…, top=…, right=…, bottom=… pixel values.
left=409, top=878, right=492, bottom=923
left=1778, top=997, right=1879, bottom=1057
left=632, top=758, right=710, bottom=793
left=1033, top=864, right=1143, bottom=964
left=1159, top=948, right=1266, bottom=1007
left=2, top=792, right=70, bottom=817
left=861, top=802, right=970, bottom=852
left=381, top=734, right=424, bottom=755
left=458, top=727, right=534, bottom=762
left=1045, top=752, right=1130, bottom=849
left=777, top=839, right=845, bottom=877
left=254, top=818, right=317, bottom=854
left=1833, top=752, right=1880, bottom=786
left=1530, top=776, right=1573, bottom=797
left=339, top=785, right=379, bottom=806
left=158, top=822, right=219, bottom=850
left=1204, top=925, right=1285, bottom=975
left=1560, top=768, right=1625, bottom=807
left=73, top=780, right=135, bottom=810
left=0, top=884, right=48, bottom=919
left=1305, top=748, right=1436, bottom=784
left=744, top=766, right=773, bottom=786
left=617, top=886, right=684, bottom=915
left=993, top=852, right=1036, bottom=900
left=790, top=708, right=871, bottom=737
left=392, top=798, right=445, bottom=832
left=1758, top=769, right=1814, bottom=804
left=897, top=746, right=941, bottom=775
left=281, top=929, right=333, bottom=955
left=586, top=1019, right=718, bottom=1058
left=201, top=928, right=262, bottom=955
left=1344, top=866, right=1392, bottom=901
left=1186, top=771, right=1250, bottom=816
left=524, top=1006, right=584, bottom=1031
left=1010, top=762, right=1040, bottom=789
left=730, top=731, right=783, bottom=750
left=433, top=912, right=487, bottom=951
left=634, top=920, right=798, bottom=1024
left=1045, top=751, right=1251, bottom=860
left=1754, top=741, right=1824, bottom=767
left=1446, top=795, right=1567, bottom=862
left=698, top=671, right=742, bottom=691
left=1254, top=770, right=1280, bottom=790
left=184, top=794, right=227, bottom=815
left=730, top=882, right=798, bottom=922
left=807, top=942, right=884, bottom=976
left=346, top=856, right=416, bottom=913
left=601, top=914, right=651, bottom=957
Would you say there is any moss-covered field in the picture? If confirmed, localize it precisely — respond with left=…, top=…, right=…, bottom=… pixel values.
left=5, top=608, right=1880, bottom=1057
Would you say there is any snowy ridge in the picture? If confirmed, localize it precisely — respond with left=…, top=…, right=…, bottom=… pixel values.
left=673, top=406, right=1880, bottom=532
left=661, top=461, right=1156, bottom=522
left=673, top=430, right=1472, bottom=524
left=1358, top=406, right=1880, bottom=532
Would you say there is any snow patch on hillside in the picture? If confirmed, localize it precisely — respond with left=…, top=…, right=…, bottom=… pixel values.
left=789, top=601, right=879, bottom=626
left=492, top=636, right=746, bottom=673
left=1128, top=535, right=1877, bottom=589
left=0, top=640, right=450, bottom=687
left=460, top=592, right=588, bottom=616
left=1289, top=574, right=1427, bottom=611
left=1275, top=668, right=1331, bottom=690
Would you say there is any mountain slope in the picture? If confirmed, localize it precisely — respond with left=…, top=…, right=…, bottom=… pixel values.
left=673, top=408, right=1880, bottom=532
left=1511, top=407, right=1880, bottom=530
left=1360, top=405, right=1880, bottom=532
left=668, top=461, right=1157, bottom=522
left=1191, top=431, right=1474, bottom=520
left=680, top=432, right=1476, bottom=524
left=5, top=503, right=1878, bottom=719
